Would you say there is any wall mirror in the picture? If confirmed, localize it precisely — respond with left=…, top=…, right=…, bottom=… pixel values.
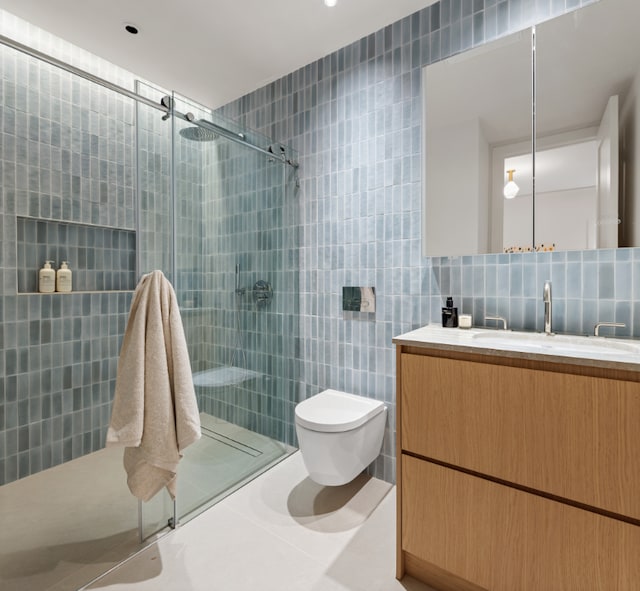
left=422, top=0, right=640, bottom=257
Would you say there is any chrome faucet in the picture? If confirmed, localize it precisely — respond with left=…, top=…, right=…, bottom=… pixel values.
left=543, top=280, right=552, bottom=335
left=485, top=315, right=508, bottom=330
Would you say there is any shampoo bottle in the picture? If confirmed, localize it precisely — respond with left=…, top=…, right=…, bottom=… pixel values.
left=56, top=261, right=72, bottom=292
left=441, top=296, right=459, bottom=328
left=38, top=260, right=56, bottom=293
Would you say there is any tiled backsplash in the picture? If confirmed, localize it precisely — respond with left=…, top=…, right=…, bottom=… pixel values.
left=429, top=248, right=636, bottom=338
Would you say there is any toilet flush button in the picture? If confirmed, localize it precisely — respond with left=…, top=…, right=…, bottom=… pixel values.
left=342, top=286, right=376, bottom=313
left=359, top=287, right=376, bottom=312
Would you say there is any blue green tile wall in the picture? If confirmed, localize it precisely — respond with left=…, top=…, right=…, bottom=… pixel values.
left=218, top=0, right=616, bottom=483
left=193, top=138, right=299, bottom=445
left=0, top=13, right=300, bottom=486
left=0, top=15, right=139, bottom=484
left=0, top=42, right=303, bottom=488
left=135, top=90, right=301, bottom=448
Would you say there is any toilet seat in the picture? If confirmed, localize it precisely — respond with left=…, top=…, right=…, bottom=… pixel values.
left=295, top=389, right=385, bottom=433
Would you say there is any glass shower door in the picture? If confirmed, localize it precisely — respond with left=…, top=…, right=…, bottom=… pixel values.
left=138, top=91, right=299, bottom=535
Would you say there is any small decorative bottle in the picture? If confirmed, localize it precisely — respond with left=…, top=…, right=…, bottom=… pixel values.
left=441, top=296, right=459, bottom=328
left=56, top=261, right=72, bottom=292
left=38, top=260, right=56, bottom=293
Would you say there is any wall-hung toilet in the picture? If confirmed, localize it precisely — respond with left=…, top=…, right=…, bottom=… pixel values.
left=295, top=389, right=387, bottom=486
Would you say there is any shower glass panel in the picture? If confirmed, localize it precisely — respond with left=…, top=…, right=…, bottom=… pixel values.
left=134, top=82, right=177, bottom=539
left=0, top=45, right=144, bottom=591
left=138, top=91, right=299, bottom=534
left=0, top=29, right=298, bottom=589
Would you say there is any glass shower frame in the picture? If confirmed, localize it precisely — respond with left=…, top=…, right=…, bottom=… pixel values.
left=0, top=28, right=299, bottom=590
left=136, top=88, right=300, bottom=537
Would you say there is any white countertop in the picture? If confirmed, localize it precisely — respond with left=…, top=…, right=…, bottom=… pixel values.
left=393, top=324, right=640, bottom=372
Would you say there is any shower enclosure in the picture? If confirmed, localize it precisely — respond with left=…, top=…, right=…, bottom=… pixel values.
left=136, top=88, right=300, bottom=536
left=0, top=20, right=299, bottom=591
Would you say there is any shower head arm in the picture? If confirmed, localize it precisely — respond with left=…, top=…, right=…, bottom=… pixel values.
left=172, top=111, right=298, bottom=167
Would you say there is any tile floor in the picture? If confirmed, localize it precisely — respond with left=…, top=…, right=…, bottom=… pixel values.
left=86, top=452, right=435, bottom=591
left=0, top=446, right=141, bottom=591
left=0, top=415, right=292, bottom=591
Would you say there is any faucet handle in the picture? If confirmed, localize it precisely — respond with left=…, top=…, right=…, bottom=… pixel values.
left=594, top=322, right=625, bottom=336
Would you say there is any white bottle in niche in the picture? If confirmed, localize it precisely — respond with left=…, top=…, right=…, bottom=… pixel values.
left=39, top=260, right=56, bottom=293
left=56, top=261, right=72, bottom=292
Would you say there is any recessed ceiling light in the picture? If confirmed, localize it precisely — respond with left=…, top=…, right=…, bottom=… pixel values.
left=124, top=23, right=139, bottom=35
left=324, top=0, right=337, bottom=7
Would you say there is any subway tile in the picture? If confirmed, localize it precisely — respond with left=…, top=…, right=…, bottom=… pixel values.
left=598, top=263, right=615, bottom=299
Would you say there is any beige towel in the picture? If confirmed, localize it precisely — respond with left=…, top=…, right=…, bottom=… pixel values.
left=106, top=270, right=201, bottom=501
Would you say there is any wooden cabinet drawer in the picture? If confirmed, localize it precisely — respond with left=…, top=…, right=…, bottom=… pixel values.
left=400, top=353, right=640, bottom=519
left=402, top=455, right=640, bottom=591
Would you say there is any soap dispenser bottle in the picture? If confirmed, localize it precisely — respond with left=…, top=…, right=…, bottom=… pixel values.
left=39, top=260, right=56, bottom=293
left=442, top=296, right=459, bottom=328
left=56, top=261, right=72, bottom=292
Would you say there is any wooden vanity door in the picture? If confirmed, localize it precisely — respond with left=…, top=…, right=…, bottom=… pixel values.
left=400, top=353, right=640, bottom=519
left=402, top=456, right=640, bottom=591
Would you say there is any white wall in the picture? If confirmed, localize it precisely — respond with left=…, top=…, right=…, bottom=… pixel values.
left=620, top=67, right=640, bottom=246
left=425, top=118, right=489, bottom=256
left=502, top=194, right=531, bottom=251
left=503, top=187, right=597, bottom=251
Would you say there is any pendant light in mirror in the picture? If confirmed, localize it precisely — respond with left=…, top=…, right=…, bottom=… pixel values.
left=504, top=169, right=520, bottom=199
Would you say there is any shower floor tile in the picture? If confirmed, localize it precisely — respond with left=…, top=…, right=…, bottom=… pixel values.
left=85, top=453, right=435, bottom=591
left=175, top=413, right=292, bottom=520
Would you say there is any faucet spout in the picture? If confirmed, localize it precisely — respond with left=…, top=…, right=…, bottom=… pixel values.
left=485, top=315, right=508, bottom=330
left=543, top=280, right=552, bottom=335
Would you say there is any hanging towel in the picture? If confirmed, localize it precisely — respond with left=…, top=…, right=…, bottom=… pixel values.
left=106, top=270, right=201, bottom=501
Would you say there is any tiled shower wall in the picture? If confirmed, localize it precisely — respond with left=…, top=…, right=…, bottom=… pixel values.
left=218, top=0, right=624, bottom=483
left=196, top=139, right=299, bottom=444
left=137, top=92, right=300, bottom=446
left=0, top=18, right=137, bottom=483
left=136, top=89, right=300, bottom=447
left=0, top=15, right=300, bottom=484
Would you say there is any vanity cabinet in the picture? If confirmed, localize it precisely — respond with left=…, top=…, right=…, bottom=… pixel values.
left=395, top=345, right=640, bottom=591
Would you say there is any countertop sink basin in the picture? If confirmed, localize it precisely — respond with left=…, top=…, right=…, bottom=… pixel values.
left=471, top=330, right=640, bottom=357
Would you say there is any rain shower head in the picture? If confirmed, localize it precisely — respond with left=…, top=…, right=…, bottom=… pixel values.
left=179, top=122, right=218, bottom=142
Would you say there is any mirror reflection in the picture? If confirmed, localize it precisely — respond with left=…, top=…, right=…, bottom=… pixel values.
left=423, top=30, right=532, bottom=257
left=423, top=0, right=640, bottom=256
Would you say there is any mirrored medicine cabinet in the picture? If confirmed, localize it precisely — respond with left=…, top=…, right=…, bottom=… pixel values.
left=422, top=0, right=640, bottom=257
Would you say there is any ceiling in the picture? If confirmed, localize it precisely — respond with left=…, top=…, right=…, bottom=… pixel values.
left=0, top=0, right=436, bottom=109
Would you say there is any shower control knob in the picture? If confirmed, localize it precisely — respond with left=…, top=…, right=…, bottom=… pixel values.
left=252, top=280, right=273, bottom=307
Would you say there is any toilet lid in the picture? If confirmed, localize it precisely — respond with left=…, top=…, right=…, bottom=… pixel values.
left=295, top=389, right=385, bottom=433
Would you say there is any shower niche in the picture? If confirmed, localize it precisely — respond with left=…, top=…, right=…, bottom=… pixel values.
left=16, top=217, right=136, bottom=293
